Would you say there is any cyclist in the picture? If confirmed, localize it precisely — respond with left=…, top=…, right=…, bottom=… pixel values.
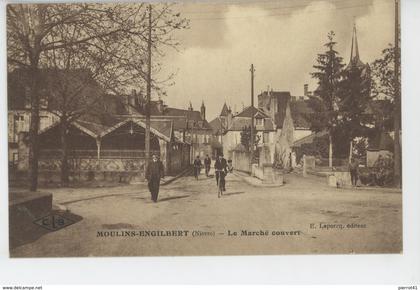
left=193, top=155, right=202, bottom=180
left=214, top=154, right=228, bottom=194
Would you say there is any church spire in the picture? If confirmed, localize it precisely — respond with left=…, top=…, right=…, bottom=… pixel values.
left=347, top=22, right=367, bottom=71
left=350, top=23, right=360, bottom=63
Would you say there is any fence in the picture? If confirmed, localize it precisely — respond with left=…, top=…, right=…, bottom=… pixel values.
left=39, top=149, right=160, bottom=159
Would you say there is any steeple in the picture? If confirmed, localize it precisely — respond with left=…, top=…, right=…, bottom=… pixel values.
left=350, top=23, right=360, bottom=63
left=347, top=23, right=366, bottom=70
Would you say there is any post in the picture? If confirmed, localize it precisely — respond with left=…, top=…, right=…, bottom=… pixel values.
left=250, top=64, right=255, bottom=164
left=96, top=139, right=101, bottom=160
left=191, top=121, right=194, bottom=162
left=145, top=4, right=152, bottom=162
left=393, top=0, right=401, bottom=187
left=329, top=134, right=333, bottom=168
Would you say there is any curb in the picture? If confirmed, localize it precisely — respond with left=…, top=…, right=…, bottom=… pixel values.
left=306, top=170, right=401, bottom=193
left=232, top=171, right=283, bottom=188
left=161, top=167, right=192, bottom=186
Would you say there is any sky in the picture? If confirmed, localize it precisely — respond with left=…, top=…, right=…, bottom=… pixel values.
left=157, top=0, right=396, bottom=121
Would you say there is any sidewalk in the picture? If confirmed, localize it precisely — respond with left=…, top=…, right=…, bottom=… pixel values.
left=232, top=170, right=284, bottom=188
left=306, top=169, right=401, bottom=194
left=161, top=166, right=192, bottom=186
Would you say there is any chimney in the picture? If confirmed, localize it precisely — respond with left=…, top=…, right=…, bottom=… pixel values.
left=188, top=101, right=193, bottom=111
left=156, top=97, right=164, bottom=114
left=304, top=84, right=309, bottom=96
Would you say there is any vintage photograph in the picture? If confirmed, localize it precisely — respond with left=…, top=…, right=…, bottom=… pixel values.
left=7, top=0, right=402, bottom=257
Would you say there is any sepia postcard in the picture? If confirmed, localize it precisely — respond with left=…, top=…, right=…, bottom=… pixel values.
left=7, top=0, right=402, bottom=257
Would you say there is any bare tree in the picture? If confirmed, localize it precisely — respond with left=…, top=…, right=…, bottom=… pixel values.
left=7, top=3, right=187, bottom=190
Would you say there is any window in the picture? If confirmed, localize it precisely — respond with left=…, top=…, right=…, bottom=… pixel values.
left=256, top=118, right=264, bottom=126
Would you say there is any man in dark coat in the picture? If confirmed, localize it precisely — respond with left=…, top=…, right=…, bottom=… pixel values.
left=193, top=156, right=202, bottom=180
left=204, top=154, right=211, bottom=177
left=349, top=157, right=359, bottom=187
left=145, top=154, right=164, bottom=202
left=214, top=154, right=228, bottom=191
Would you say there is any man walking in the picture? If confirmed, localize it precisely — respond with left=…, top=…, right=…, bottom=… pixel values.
left=145, top=154, right=164, bottom=202
left=204, top=154, right=211, bottom=177
left=193, top=155, right=202, bottom=180
left=214, top=154, right=228, bottom=192
left=349, top=157, right=359, bottom=187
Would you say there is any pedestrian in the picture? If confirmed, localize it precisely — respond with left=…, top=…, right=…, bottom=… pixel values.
left=204, top=154, right=211, bottom=177
left=193, top=155, right=202, bottom=180
left=214, top=154, right=228, bottom=192
left=291, top=151, right=297, bottom=169
left=349, top=157, right=359, bottom=187
left=227, top=159, right=233, bottom=173
left=145, top=154, right=164, bottom=202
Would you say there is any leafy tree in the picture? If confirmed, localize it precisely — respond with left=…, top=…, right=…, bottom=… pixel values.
left=308, top=31, right=345, bottom=168
left=371, top=44, right=401, bottom=187
left=240, top=125, right=260, bottom=151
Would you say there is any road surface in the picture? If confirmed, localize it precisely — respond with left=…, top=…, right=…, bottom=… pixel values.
left=10, top=171, right=402, bottom=257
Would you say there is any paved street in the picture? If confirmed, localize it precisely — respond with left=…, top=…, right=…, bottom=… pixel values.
left=10, top=171, right=402, bottom=257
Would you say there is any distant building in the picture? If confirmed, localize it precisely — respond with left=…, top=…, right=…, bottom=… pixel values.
left=257, top=89, right=312, bottom=142
left=111, top=91, right=213, bottom=160
left=7, top=70, right=59, bottom=165
left=7, top=70, right=198, bottom=180
left=208, top=103, right=233, bottom=157
left=210, top=103, right=277, bottom=159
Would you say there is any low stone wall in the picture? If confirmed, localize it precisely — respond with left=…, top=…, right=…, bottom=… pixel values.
left=232, top=150, right=251, bottom=173
left=252, top=163, right=283, bottom=185
left=11, top=156, right=188, bottom=185
left=39, top=157, right=147, bottom=172
left=326, top=171, right=351, bottom=187
left=251, top=164, right=264, bottom=180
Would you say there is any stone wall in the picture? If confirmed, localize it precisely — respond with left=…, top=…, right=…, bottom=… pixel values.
left=232, top=150, right=251, bottom=173
left=252, top=163, right=283, bottom=185
left=251, top=164, right=264, bottom=180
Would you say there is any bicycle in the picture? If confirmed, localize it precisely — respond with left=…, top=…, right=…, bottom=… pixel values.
left=215, top=169, right=226, bottom=198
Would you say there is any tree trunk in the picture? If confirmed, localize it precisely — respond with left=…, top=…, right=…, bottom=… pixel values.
left=329, top=134, right=333, bottom=168
left=60, top=120, right=70, bottom=187
left=28, top=61, right=40, bottom=192
left=349, top=139, right=353, bottom=162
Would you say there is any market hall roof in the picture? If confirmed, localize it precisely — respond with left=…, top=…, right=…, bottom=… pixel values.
left=38, top=118, right=180, bottom=144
